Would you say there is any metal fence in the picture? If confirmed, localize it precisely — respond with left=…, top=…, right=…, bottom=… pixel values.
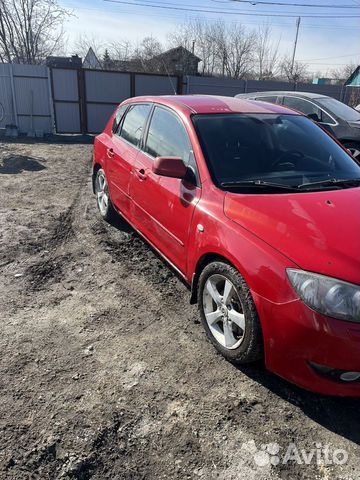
left=0, top=63, right=53, bottom=135
left=184, top=75, right=348, bottom=101
left=0, top=63, right=356, bottom=136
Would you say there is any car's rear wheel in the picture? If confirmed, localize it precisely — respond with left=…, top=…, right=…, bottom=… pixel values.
left=95, top=168, right=116, bottom=221
left=343, top=142, right=360, bottom=162
left=198, top=261, right=263, bottom=364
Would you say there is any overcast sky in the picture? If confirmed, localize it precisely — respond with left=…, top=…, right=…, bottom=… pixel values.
left=60, top=0, right=360, bottom=76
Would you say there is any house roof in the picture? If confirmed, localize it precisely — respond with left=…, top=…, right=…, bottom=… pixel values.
left=83, top=47, right=101, bottom=69
left=345, top=66, right=360, bottom=87
left=46, top=55, right=82, bottom=68
left=151, top=46, right=201, bottom=62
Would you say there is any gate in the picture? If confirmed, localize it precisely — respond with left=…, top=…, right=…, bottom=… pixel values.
left=50, top=67, right=182, bottom=134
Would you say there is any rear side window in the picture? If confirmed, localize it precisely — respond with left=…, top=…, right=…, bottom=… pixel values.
left=145, top=107, right=192, bottom=162
left=120, top=104, right=151, bottom=147
left=112, top=105, right=127, bottom=134
left=256, top=96, right=278, bottom=103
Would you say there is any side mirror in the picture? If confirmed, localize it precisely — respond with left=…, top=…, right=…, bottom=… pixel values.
left=307, top=112, right=321, bottom=123
left=152, top=156, right=187, bottom=179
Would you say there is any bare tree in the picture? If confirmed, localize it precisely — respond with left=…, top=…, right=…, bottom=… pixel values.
left=222, top=24, right=255, bottom=79
left=108, top=39, right=133, bottom=63
left=73, top=33, right=105, bottom=59
left=255, top=24, right=280, bottom=80
left=168, top=19, right=254, bottom=79
left=330, top=62, right=357, bottom=83
left=168, top=19, right=222, bottom=76
left=0, top=0, right=70, bottom=64
left=280, top=55, right=309, bottom=83
left=125, top=36, right=163, bottom=73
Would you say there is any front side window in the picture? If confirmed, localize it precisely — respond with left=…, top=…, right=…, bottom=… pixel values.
left=120, top=104, right=151, bottom=147
left=145, top=107, right=192, bottom=162
left=317, top=97, right=360, bottom=122
left=283, top=96, right=320, bottom=117
left=192, top=113, right=360, bottom=193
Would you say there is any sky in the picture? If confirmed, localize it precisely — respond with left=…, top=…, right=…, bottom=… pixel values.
left=60, top=0, right=360, bottom=76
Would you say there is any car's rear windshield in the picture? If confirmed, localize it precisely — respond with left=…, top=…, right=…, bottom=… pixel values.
left=192, top=113, right=360, bottom=193
left=317, top=97, right=360, bottom=122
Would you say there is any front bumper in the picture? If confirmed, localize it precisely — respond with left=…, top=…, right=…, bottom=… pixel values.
left=252, top=292, right=360, bottom=397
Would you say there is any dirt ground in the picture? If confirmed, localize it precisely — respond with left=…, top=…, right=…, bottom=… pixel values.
left=0, top=139, right=359, bottom=480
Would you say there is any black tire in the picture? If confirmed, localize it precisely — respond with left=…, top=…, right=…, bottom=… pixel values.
left=343, top=141, right=360, bottom=162
left=94, top=168, right=117, bottom=222
left=198, top=261, right=263, bottom=364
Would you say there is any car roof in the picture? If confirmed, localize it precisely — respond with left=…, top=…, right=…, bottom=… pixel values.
left=124, top=94, right=301, bottom=116
left=236, top=91, right=328, bottom=100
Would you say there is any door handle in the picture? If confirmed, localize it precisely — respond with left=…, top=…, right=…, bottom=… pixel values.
left=107, top=148, right=114, bottom=158
left=136, top=168, right=147, bottom=181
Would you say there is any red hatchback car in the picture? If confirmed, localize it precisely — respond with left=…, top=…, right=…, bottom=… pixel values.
left=92, top=95, right=360, bottom=397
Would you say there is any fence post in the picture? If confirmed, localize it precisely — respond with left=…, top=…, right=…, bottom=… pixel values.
left=78, top=68, right=87, bottom=134
left=130, top=73, right=136, bottom=97
left=9, top=64, right=18, bottom=127
left=46, top=67, right=55, bottom=134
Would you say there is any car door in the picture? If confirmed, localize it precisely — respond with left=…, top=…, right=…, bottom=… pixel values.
left=282, top=96, right=339, bottom=136
left=107, top=103, right=151, bottom=217
left=130, top=105, right=201, bottom=273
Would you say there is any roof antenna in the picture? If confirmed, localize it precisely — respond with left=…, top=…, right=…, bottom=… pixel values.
left=161, top=58, right=177, bottom=95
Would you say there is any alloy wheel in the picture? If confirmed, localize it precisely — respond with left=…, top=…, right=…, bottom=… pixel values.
left=96, top=171, right=109, bottom=216
left=202, top=274, right=245, bottom=350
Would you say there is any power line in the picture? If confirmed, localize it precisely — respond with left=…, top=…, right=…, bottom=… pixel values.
left=299, top=53, right=360, bottom=61
left=225, top=0, right=359, bottom=8
left=103, top=0, right=360, bottom=17
left=64, top=2, right=360, bottom=29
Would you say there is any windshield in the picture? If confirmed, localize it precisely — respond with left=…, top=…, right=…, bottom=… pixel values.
left=316, top=97, right=360, bottom=122
left=192, top=113, right=360, bottom=193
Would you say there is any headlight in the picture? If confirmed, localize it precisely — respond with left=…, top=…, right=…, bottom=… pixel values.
left=287, top=269, right=360, bottom=323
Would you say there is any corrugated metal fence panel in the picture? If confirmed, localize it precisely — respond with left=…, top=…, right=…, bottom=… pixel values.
left=86, top=104, right=116, bottom=134
left=85, top=70, right=131, bottom=133
left=51, top=68, right=80, bottom=133
left=51, top=68, right=78, bottom=101
left=186, top=76, right=347, bottom=103
left=0, top=64, right=13, bottom=128
left=245, top=80, right=294, bottom=93
left=12, top=64, right=48, bottom=78
left=85, top=70, right=130, bottom=102
left=295, top=83, right=343, bottom=100
left=54, top=103, right=81, bottom=134
left=135, top=74, right=179, bottom=96
left=186, top=76, right=246, bottom=96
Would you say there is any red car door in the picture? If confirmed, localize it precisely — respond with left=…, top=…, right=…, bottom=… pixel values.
left=107, top=104, right=151, bottom=216
left=130, top=106, right=201, bottom=274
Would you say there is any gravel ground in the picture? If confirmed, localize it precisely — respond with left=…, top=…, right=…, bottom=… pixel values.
left=0, top=139, right=359, bottom=480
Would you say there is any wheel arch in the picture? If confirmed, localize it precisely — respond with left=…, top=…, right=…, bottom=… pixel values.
left=190, top=252, right=239, bottom=304
left=92, top=163, right=102, bottom=193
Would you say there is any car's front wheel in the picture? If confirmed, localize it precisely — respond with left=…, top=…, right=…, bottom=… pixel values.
left=343, top=141, right=360, bottom=162
left=198, top=261, right=263, bottom=364
left=95, top=168, right=116, bottom=221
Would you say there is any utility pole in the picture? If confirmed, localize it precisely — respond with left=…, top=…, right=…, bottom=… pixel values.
left=290, top=16, right=301, bottom=78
